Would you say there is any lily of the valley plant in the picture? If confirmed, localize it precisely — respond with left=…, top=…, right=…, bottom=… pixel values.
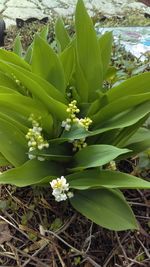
left=0, top=0, right=150, bottom=231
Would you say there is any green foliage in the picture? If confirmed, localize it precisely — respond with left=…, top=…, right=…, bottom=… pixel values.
left=0, top=0, right=149, bottom=231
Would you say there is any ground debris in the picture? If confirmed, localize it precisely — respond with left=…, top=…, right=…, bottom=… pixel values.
left=0, top=220, right=12, bottom=244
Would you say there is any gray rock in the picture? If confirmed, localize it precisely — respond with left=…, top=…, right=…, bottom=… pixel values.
left=3, top=7, right=45, bottom=20
left=4, top=18, right=16, bottom=28
left=53, top=6, right=75, bottom=17
left=0, top=0, right=7, bottom=4
left=1, top=0, right=150, bottom=29
left=0, top=4, right=5, bottom=13
left=6, top=0, right=37, bottom=8
left=41, top=0, right=58, bottom=8
left=124, top=2, right=150, bottom=15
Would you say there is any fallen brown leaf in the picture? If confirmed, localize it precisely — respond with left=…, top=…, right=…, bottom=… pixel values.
left=0, top=220, right=12, bottom=244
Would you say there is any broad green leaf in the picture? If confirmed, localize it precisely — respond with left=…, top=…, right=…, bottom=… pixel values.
left=55, top=18, right=70, bottom=52
left=0, top=71, right=22, bottom=92
left=75, top=54, right=88, bottom=102
left=0, top=118, right=28, bottom=166
left=0, top=159, right=64, bottom=186
left=87, top=94, right=108, bottom=116
left=39, top=25, right=49, bottom=40
left=32, top=35, right=65, bottom=93
left=13, top=35, right=23, bottom=57
left=0, top=152, right=10, bottom=166
left=99, top=31, right=113, bottom=76
left=112, top=116, right=149, bottom=147
left=31, top=151, right=72, bottom=163
left=126, top=127, right=150, bottom=146
left=71, top=145, right=129, bottom=171
left=0, top=61, right=68, bottom=121
left=75, top=0, right=103, bottom=100
left=67, top=169, right=150, bottom=189
left=0, top=86, right=20, bottom=95
left=62, top=102, right=150, bottom=142
left=0, top=49, right=30, bottom=70
left=29, top=143, right=72, bottom=163
left=10, top=63, right=67, bottom=104
left=0, top=93, right=48, bottom=119
left=70, top=189, right=138, bottom=230
left=92, top=93, right=150, bottom=124
left=0, top=111, right=28, bottom=133
left=0, top=92, right=54, bottom=134
left=125, top=139, right=150, bottom=158
left=24, top=44, right=33, bottom=64
left=107, top=72, right=150, bottom=102
left=93, top=101, right=150, bottom=135
left=60, top=45, right=75, bottom=86
left=104, top=66, right=117, bottom=81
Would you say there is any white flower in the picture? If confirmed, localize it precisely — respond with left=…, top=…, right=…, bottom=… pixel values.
left=37, top=156, right=45, bottom=161
left=55, top=193, right=68, bottom=202
left=26, top=115, right=49, bottom=160
left=67, top=192, right=74, bottom=198
left=38, top=144, right=44, bottom=150
left=65, top=124, right=71, bottom=131
left=50, top=176, right=73, bottom=202
left=50, top=176, right=69, bottom=191
left=61, top=121, right=71, bottom=131
left=28, top=154, right=36, bottom=160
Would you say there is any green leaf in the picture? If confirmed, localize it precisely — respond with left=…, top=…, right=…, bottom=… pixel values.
left=0, top=118, right=28, bottom=167
left=71, top=145, right=129, bottom=171
left=75, top=54, right=88, bottom=102
left=0, top=93, right=48, bottom=119
left=87, top=94, right=107, bottom=116
left=70, top=189, right=138, bottom=230
left=10, top=63, right=67, bottom=104
left=13, top=35, right=23, bottom=57
left=39, top=25, right=49, bottom=40
left=55, top=18, right=70, bottom=52
left=0, top=61, right=68, bottom=121
left=107, top=72, right=150, bottom=102
left=61, top=102, right=150, bottom=142
left=0, top=49, right=30, bottom=70
left=0, top=152, right=10, bottom=166
left=93, top=101, right=150, bottom=135
left=0, top=159, right=64, bottom=186
left=0, top=86, right=20, bottom=95
left=126, top=127, right=150, bottom=146
left=67, top=169, right=150, bottom=190
left=99, top=31, right=113, bottom=76
left=75, top=0, right=103, bottom=100
left=30, top=143, right=72, bottom=163
left=0, top=71, right=21, bottom=91
left=125, top=139, right=150, bottom=158
left=92, top=93, right=150, bottom=124
left=60, top=45, right=75, bottom=86
left=104, top=66, right=117, bottom=81
left=0, top=110, right=28, bottom=133
left=24, top=44, right=33, bottom=64
left=112, top=116, right=149, bottom=147
left=0, top=91, right=54, bottom=135
left=32, top=35, right=65, bottom=93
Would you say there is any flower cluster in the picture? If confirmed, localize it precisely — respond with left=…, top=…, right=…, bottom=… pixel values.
left=107, top=161, right=117, bottom=171
left=12, top=73, right=26, bottom=91
left=61, top=100, right=80, bottom=131
left=79, top=117, right=92, bottom=130
left=72, top=138, right=87, bottom=151
left=61, top=100, right=93, bottom=151
left=26, top=115, right=49, bottom=161
left=50, top=176, right=74, bottom=202
left=61, top=100, right=92, bottom=132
